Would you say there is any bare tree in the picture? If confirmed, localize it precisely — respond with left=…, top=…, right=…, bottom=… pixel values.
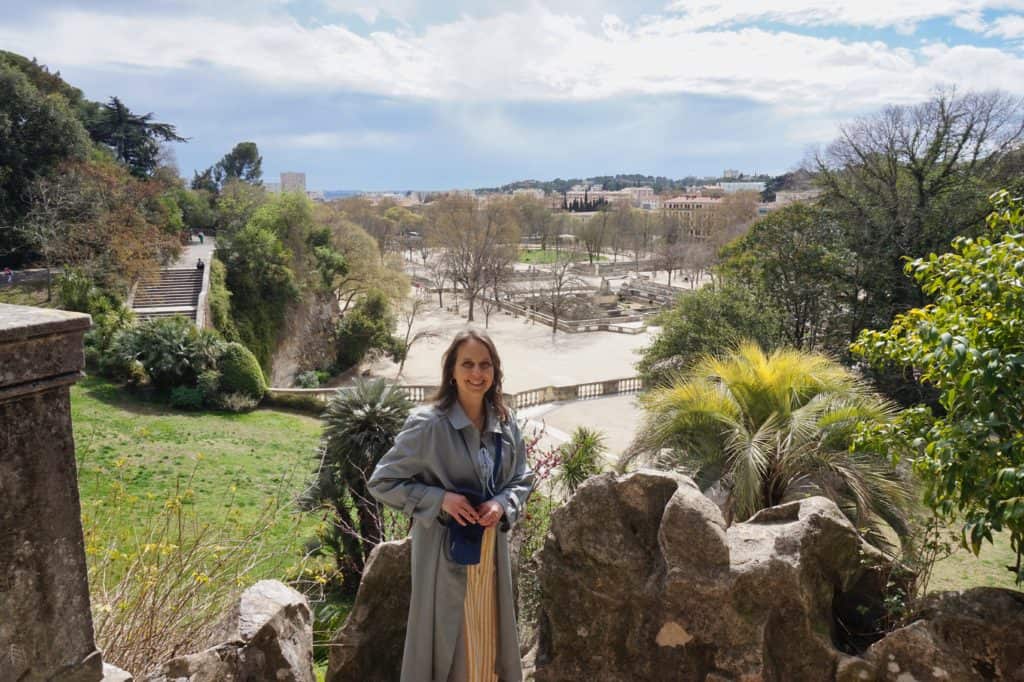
left=427, top=195, right=519, bottom=321
left=543, top=254, right=587, bottom=334
left=396, top=292, right=439, bottom=377
left=815, top=87, right=1024, bottom=330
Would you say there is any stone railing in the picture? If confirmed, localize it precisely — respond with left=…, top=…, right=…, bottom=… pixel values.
left=484, top=298, right=648, bottom=335
left=265, top=376, right=647, bottom=413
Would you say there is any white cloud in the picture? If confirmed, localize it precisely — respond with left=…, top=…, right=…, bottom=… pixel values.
left=663, top=0, right=1024, bottom=32
left=4, top=5, right=1024, bottom=116
left=987, top=13, right=1024, bottom=37
left=261, top=130, right=404, bottom=148
left=953, top=12, right=988, bottom=32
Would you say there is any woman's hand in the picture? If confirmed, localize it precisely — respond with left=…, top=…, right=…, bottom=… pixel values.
left=442, top=492, right=480, bottom=526
left=476, top=499, right=505, bottom=528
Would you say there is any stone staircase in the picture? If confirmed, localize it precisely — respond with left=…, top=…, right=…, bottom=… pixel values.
left=130, top=268, right=203, bottom=322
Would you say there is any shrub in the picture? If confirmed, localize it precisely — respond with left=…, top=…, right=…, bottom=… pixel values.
left=217, top=342, right=267, bottom=399
left=215, top=392, right=260, bottom=413
left=207, top=257, right=239, bottom=341
left=296, top=370, right=320, bottom=388
left=114, top=316, right=223, bottom=389
left=169, top=386, right=204, bottom=410
left=556, top=427, right=606, bottom=496
left=334, top=290, right=401, bottom=371
left=82, top=462, right=307, bottom=677
left=197, top=370, right=221, bottom=404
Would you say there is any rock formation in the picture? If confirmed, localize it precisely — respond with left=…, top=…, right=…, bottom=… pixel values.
left=532, top=470, right=889, bottom=681
left=327, top=539, right=412, bottom=682
left=145, top=580, right=314, bottom=682
left=326, top=469, right=1024, bottom=681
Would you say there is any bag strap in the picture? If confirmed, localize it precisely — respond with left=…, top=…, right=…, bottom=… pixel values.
left=491, top=431, right=503, bottom=495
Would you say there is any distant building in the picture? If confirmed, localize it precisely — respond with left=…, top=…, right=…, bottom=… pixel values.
left=264, top=182, right=281, bottom=194
left=306, top=190, right=325, bottom=202
left=774, top=189, right=822, bottom=205
left=281, top=172, right=306, bottom=193
left=662, top=195, right=724, bottom=237
left=722, top=169, right=741, bottom=179
left=512, top=188, right=545, bottom=199
left=719, top=181, right=766, bottom=194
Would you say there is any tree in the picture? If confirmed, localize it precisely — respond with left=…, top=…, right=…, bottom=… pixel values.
left=427, top=195, right=518, bottom=321
left=637, top=283, right=783, bottom=384
left=852, top=191, right=1024, bottom=581
left=541, top=253, right=587, bottom=335
left=630, top=342, right=913, bottom=551
left=719, top=203, right=853, bottom=353
left=215, top=141, right=262, bottom=185
left=0, top=63, right=90, bottom=255
left=395, top=293, right=439, bottom=377
left=816, top=88, right=1024, bottom=335
left=334, top=289, right=401, bottom=371
left=299, top=378, right=413, bottom=593
left=19, top=159, right=181, bottom=288
left=88, top=96, right=185, bottom=177
left=577, top=210, right=610, bottom=265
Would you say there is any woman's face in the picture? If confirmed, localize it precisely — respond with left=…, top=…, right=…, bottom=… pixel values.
left=452, top=338, right=494, bottom=406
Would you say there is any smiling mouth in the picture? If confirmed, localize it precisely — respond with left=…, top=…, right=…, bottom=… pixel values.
left=466, top=381, right=487, bottom=389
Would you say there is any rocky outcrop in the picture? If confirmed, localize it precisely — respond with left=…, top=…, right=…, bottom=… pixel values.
left=533, top=470, right=889, bottom=681
left=849, top=587, right=1024, bottom=681
left=326, top=539, right=412, bottom=682
left=145, top=580, right=314, bottom=682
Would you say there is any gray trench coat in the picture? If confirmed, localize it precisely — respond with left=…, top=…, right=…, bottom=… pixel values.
left=368, top=401, right=534, bottom=682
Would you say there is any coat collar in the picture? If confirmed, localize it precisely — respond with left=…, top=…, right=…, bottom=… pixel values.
left=445, top=400, right=503, bottom=434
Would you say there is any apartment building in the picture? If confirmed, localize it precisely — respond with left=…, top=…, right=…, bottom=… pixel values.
left=661, top=195, right=724, bottom=237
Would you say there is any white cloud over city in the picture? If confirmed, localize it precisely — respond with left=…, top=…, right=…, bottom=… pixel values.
left=3, top=0, right=1022, bottom=187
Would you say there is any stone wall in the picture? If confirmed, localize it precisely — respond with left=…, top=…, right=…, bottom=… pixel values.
left=0, top=304, right=102, bottom=681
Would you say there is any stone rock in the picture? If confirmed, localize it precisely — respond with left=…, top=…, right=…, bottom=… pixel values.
left=326, top=539, right=412, bottom=682
left=102, top=663, right=134, bottom=681
left=857, top=587, right=1024, bottom=681
left=533, top=470, right=890, bottom=682
left=145, top=580, right=313, bottom=682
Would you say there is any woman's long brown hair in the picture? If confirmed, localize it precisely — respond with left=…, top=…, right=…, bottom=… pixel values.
left=431, top=329, right=510, bottom=422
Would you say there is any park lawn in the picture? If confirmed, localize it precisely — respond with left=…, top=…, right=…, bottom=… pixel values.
left=929, top=528, right=1021, bottom=592
left=0, top=280, right=54, bottom=307
left=71, top=375, right=324, bottom=578
left=518, top=248, right=606, bottom=264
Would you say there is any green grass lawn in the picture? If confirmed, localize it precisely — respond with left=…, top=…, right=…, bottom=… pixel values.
left=929, top=528, right=1021, bottom=592
left=72, top=375, right=324, bottom=578
left=518, top=248, right=606, bottom=264
left=0, top=280, right=54, bottom=307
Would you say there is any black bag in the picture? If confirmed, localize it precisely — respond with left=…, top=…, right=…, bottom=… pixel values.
left=443, top=432, right=503, bottom=566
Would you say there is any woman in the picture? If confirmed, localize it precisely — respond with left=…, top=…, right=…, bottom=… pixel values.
left=369, top=329, right=534, bottom=682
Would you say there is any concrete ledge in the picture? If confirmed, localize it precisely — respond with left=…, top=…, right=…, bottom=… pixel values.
left=0, top=304, right=90, bottom=390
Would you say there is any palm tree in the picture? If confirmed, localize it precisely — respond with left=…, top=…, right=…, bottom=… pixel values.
left=557, top=426, right=607, bottom=496
left=299, top=378, right=413, bottom=593
left=628, top=341, right=914, bottom=552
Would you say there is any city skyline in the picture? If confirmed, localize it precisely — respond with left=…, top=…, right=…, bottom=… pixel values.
left=3, top=1, right=1023, bottom=190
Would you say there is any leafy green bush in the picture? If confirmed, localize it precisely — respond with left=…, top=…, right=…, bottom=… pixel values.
left=214, top=392, right=260, bottom=413
left=334, top=290, right=401, bottom=371
left=296, top=371, right=320, bottom=388
left=217, top=342, right=267, bottom=399
left=637, top=282, right=782, bottom=385
left=556, top=427, right=606, bottom=496
left=853, top=190, right=1024, bottom=581
left=169, top=386, right=204, bottom=410
left=207, top=257, right=239, bottom=342
left=112, top=316, right=223, bottom=389
left=197, top=370, right=221, bottom=404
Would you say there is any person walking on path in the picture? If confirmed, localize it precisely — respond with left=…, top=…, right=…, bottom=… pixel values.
left=369, top=330, right=534, bottom=682
left=197, top=230, right=204, bottom=244
left=3, top=267, right=12, bottom=284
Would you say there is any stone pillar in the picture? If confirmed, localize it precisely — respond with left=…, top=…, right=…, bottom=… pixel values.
left=0, top=304, right=102, bottom=681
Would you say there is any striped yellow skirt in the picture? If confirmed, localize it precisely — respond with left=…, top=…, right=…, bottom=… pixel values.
left=449, top=525, right=499, bottom=682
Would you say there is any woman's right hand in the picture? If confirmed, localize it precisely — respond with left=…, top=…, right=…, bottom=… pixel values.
left=442, top=492, right=480, bottom=526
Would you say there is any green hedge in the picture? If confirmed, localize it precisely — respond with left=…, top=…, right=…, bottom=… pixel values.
left=218, top=342, right=267, bottom=399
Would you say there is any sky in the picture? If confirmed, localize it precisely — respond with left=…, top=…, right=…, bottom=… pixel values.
left=3, top=1, right=1024, bottom=190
